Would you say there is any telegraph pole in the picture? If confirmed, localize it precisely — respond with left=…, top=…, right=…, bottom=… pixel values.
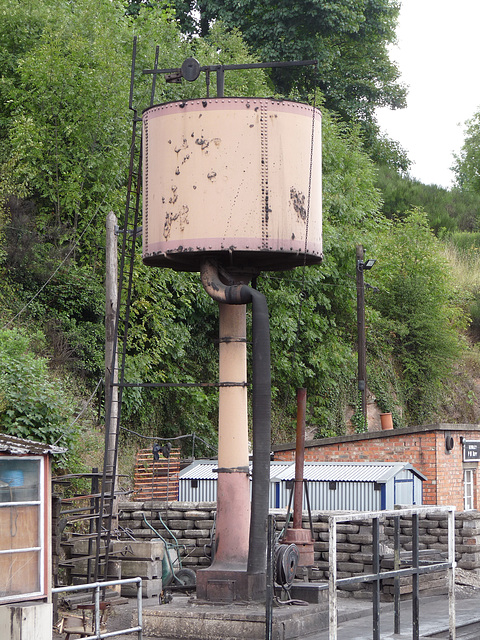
left=356, top=245, right=376, bottom=429
left=356, top=244, right=367, bottom=426
left=105, top=212, right=118, bottom=510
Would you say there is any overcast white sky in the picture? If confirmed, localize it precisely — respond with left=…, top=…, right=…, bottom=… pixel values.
left=375, top=0, right=480, bottom=189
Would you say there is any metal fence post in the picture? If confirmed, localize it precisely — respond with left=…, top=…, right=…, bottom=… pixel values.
left=372, top=517, right=380, bottom=640
left=448, top=508, right=456, bottom=640
left=412, top=512, right=419, bottom=640
left=328, top=516, right=337, bottom=640
left=394, top=515, right=400, bottom=634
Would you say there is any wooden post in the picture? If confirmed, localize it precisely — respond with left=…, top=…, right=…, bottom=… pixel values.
left=105, top=212, right=118, bottom=519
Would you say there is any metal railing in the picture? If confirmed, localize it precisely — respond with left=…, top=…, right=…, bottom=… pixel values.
left=328, top=505, right=456, bottom=640
left=53, top=577, right=143, bottom=639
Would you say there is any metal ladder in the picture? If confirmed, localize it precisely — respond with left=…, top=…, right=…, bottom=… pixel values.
left=93, top=37, right=145, bottom=583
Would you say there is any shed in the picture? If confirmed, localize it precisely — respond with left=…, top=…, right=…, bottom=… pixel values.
left=0, top=433, right=65, bottom=605
left=178, top=460, right=292, bottom=505
left=179, top=460, right=425, bottom=511
left=270, top=461, right=426, bottom=511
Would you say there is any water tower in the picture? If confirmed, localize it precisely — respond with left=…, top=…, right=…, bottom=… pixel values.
left=142, top=58, right=322, bottom=603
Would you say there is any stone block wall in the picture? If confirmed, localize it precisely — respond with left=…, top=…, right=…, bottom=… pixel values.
left=118, top=501, right=216, bottom=570
left=116, top=502, right=480, bottom=597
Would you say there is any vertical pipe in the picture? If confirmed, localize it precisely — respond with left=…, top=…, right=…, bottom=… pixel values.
left=247, top=290, right=271, bottom=579
left=265, top=515, right=275, bottom=640
left=137, top=578, right=143, bottom=640
left=94, top=585, right=101, bottom=637
left=293, top=388, right=307, bottom=530
left=216, top=67, right=225, bottom=97
left=105, top=212, right=119, bottom=503
left=412, top=513, right=419, bottom=640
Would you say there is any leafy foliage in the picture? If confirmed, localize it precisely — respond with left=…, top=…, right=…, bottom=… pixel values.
left=453, top=111, right=480, bottom=194
left=370, top=210, right=465, bottom=424
left=0, top=0, right=476, bottom=469
left=0, top=328, right=73, bottom=450
left=168, top=0, right=406, bottom=122
left=377, top=165, right=480, bottom=233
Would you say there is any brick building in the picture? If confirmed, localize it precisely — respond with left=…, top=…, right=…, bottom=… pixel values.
left=272, top=423, right=480, bottom=512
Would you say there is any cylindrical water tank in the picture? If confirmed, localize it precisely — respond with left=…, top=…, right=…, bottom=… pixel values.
left=142, top=98, right=322, bottom=272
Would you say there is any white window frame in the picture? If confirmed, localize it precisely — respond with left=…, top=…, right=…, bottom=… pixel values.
left=0, top=456, right=45, bottom=602
left=463, top=467, right=475, bottom=511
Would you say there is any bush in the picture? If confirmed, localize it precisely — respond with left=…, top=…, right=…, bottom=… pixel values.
left=370, top=210, right=465, bottom=424
left=0, top=327, right=73, bottom=449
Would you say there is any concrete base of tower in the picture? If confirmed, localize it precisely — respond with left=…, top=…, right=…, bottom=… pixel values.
left=195, top=565, right=265, bottom=603
left=141, top=595, right=327, bottom=640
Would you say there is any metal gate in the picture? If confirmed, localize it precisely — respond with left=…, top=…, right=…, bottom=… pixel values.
left=327, top=506, right=456, bottom=640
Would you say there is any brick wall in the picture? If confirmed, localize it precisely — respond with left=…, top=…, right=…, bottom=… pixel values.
left=273, top=427, right=480, bottom=512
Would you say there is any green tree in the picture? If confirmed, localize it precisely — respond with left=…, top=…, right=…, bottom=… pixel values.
left=370, top=210, right=465, bottom=424
left=0, top=328, right=73, bottom=449
left=453, top=111, right=480, bottom=194
left=169, top=0, right=406, bottom=123
left=0, top=0, right=269, bottom=377
left=376, top=165, right=480, bottom=234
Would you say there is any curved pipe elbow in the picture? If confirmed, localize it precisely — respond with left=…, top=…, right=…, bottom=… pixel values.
left=200, top=259, right=252, bottom=305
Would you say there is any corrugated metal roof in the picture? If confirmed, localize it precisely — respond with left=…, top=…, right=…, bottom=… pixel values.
left=179, top=460, right=292, bottom=480
left=0, top=433, right=66, bottom=456
left=180, top=460, right=426, bottom=483
left=272, top=462, right=409, bottom=483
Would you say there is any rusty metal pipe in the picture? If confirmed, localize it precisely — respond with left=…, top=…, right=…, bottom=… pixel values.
left=200, top=259, right=271, bottom=580
left=293, top=388, right=307, bottom=530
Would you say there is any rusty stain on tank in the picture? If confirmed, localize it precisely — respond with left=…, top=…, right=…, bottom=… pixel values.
left=195, top=136, right=221, bottom=151
left=174, top=139, right=188, bottom=155
left=169, top=186, right=178, bottom=205
left=164, top=205, right=189, bottom=240
left=290, top=187, right=307, bottom=221
left=195, top=137, right=209, bottom=150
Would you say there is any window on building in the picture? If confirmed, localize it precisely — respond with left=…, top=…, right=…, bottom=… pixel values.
left=0, top=457, right=44, bottom=602
left=464, top=467, right=475, bottom=510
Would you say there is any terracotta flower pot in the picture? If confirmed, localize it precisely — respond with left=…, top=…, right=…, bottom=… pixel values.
left=380, top=412, right=393, bottom=430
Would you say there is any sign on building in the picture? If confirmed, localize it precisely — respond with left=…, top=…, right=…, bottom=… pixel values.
left=463, top=440, right=480, bottom=461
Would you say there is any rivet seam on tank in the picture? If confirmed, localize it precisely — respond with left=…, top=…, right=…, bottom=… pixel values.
left=144, top=119, right=149, bottom=248
left=260, top=102, right=269, bottom=249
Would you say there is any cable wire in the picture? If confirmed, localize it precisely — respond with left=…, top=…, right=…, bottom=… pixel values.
left=3, top=179, right=119, bottom=329
left=52, top=377, right=104, bottom=446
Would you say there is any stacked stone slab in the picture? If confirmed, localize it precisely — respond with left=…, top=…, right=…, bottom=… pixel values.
left=117, top=501, right=216, bottom=571
left=67, top=538, right=167, bottom=598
